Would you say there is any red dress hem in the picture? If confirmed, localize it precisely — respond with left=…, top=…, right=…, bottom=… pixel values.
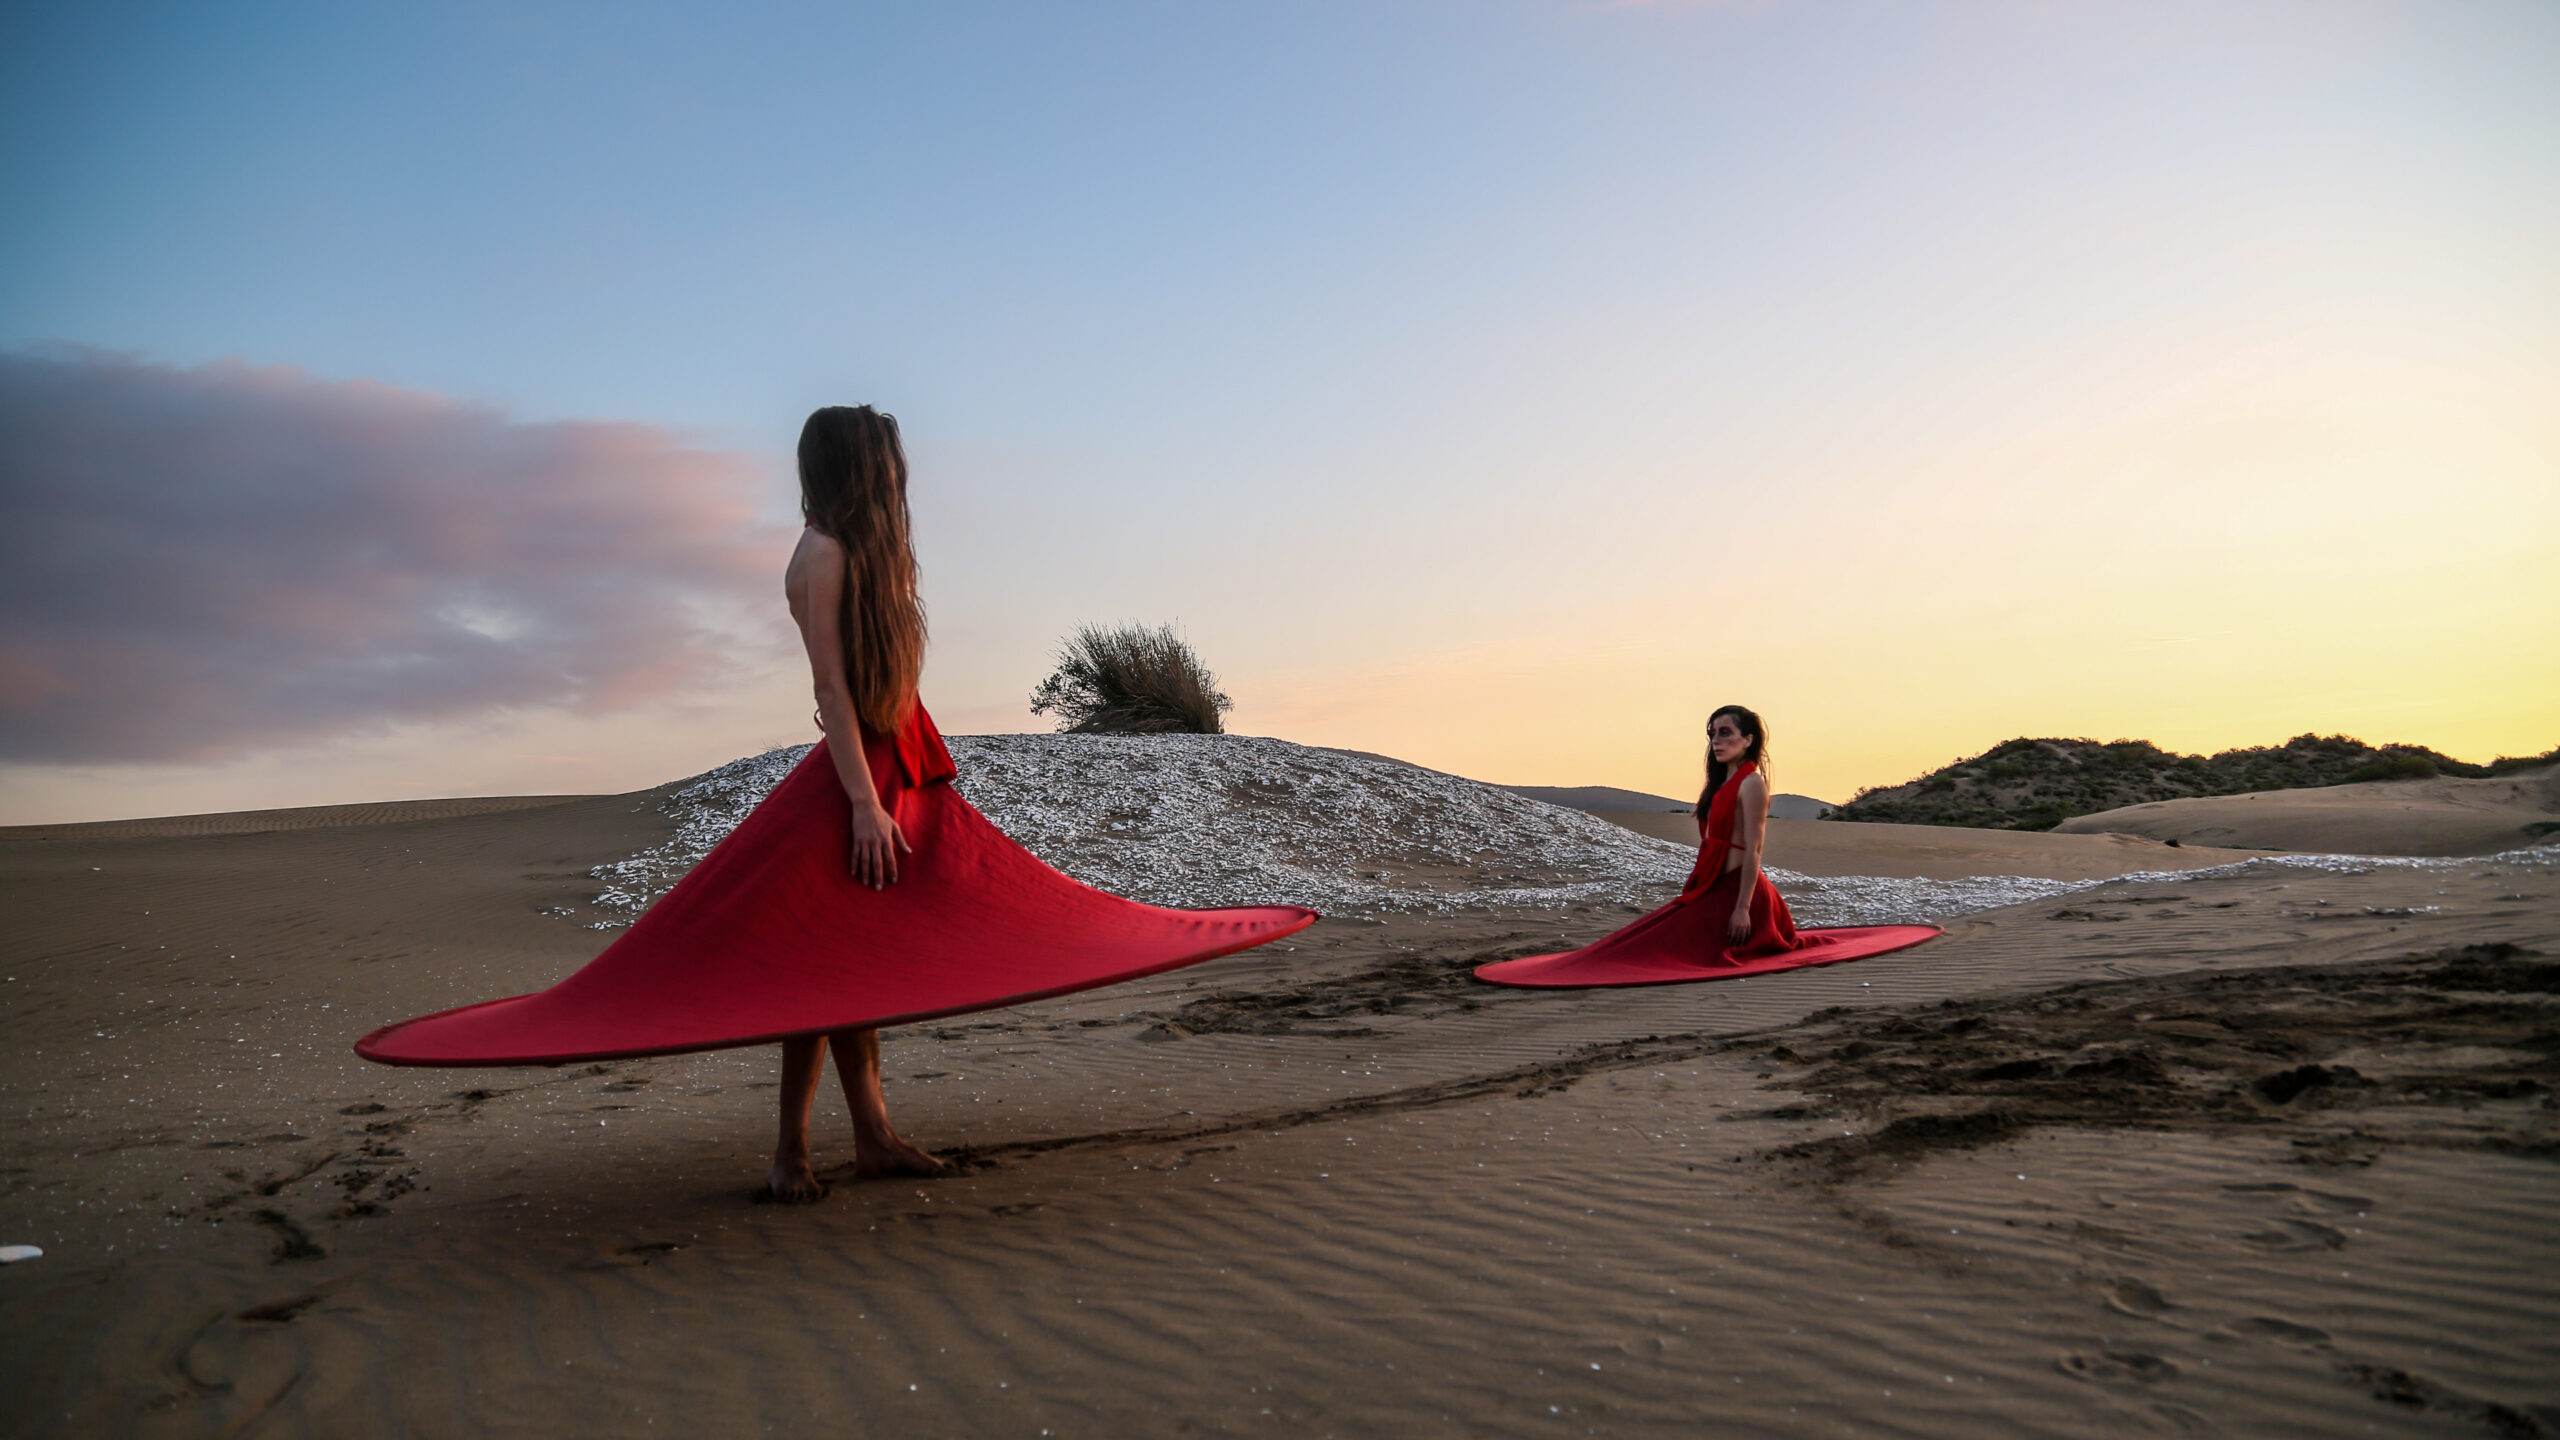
left=1474, top=762, right=1938, bottom=989
left=355, top=707, right=1317, bottom=1066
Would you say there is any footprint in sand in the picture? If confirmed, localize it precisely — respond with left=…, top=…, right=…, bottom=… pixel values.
left=2225, top=1179, right=2374, bottom=1214
left=2340, top=1361, right=2547, bottom=1434
left=2223, top=1316, right=2330, bottom=1346
left=580, top=1241, right=685, bottom=1269
left=2101, top=1278, right=2175, bottom=1321
left=236, top=1283, right=341, bottom=1323
left=251, top=1210, right=325, bottom=1263
left=2056, top=1351, right=2180, bottom=1385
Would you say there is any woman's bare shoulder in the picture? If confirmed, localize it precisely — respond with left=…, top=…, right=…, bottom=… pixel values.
left=1737, top=769, right=1771, bottom=797
left=784, top=526, right=841, bottom=583
left=784, top=530, right=846, bottom=624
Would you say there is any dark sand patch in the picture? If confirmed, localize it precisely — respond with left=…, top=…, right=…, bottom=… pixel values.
left=1746, top=942, right=2557, bottom=1179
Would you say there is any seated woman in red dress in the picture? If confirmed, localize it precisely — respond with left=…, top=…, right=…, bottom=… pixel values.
left=1475, top=705, right=1937, bottom=988
left=1682, top=703, right=1800, bottom=961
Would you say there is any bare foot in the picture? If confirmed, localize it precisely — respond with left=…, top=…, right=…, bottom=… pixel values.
left=760, top=1157, right=828, bottom=1203
left=852, top=1133, right=948, bottom=1179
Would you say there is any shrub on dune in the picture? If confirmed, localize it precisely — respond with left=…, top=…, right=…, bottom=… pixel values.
left=2341, top=753, right=2439, bottom=784
left=1029, top=623, right=1234, bottom=735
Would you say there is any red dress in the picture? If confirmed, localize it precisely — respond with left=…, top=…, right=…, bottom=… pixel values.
left=1678, top=761, right=1805, bottom=958
left=358, top=705, right=1317, bottom=1066
left=1474, top=762, right=1937, bottom=988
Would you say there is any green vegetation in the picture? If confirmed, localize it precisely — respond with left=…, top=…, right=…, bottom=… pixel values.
left=1832, top=735, right=2560, bottom=832
left=1029, top=622, right=1234, bottom=735
left=2341, top=754, right=2439, bottom=784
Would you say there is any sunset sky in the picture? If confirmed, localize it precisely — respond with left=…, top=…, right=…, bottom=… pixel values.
left=3, top=0, right=2554, bottom=824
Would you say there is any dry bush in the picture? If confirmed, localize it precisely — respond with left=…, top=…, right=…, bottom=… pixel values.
left=1029, top=623, right=1233, bottom=734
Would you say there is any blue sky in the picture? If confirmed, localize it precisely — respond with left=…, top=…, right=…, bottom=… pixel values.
left=3, top=0, right=2554, bottom=821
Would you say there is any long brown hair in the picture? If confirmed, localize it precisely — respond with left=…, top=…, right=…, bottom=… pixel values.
left=1696, top=704, right=1769, bottom=816
left=797, top=405, right=925, bottom=733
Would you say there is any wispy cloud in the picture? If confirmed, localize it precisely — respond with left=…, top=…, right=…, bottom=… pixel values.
left=0, top=349, right=793, bottom=764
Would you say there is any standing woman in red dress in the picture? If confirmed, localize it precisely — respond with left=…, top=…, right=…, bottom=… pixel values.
left=766, top=404, right=946, bottom=1198
left=355, top=405, right=1319, bottom=1168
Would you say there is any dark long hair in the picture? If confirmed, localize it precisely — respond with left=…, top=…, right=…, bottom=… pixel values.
left=1696, top=704, right=1769, bottom=816
left=797, top=405, right=925, bottom=733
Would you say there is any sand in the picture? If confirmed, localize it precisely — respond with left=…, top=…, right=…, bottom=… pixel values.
left=1581, top=810, right=2262, bottom=883
left=2054, top=766, right=2560, bottom=857
left=0, top=795, right=599, bottom=843
left=3, top=778, right=2556, bottom=1438
left=1506, top=786, right=1833, bottom=822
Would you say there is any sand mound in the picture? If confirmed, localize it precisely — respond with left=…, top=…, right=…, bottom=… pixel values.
left=593, top=735, right=1695, bottom=918
left=586, top=735, right=2373, bottom=928
left=2054, top=766, right=2560, bottom=856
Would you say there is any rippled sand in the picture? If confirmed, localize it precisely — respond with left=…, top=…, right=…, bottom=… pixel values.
left=3, top=757, right=2555, bottom=1439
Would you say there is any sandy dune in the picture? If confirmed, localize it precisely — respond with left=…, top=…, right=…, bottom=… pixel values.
left=1583, top=810, right=2260, bottom=881
left=1501, top=783, right=1692, bottom=813
left=0, top=794, right=597, bottom=842
left=3, top=766, right=2556, bottom=1439
left=1509, top=787, right=1835, bottom=824
left=2054, top=766, right=2560, bottom=856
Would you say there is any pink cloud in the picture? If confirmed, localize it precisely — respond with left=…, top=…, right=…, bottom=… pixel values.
left=0, top=348, right=796, bottom=763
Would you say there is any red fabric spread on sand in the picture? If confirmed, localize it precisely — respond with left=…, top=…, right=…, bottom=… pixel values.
left=1474, top=762, right=1936, bottom=988
left=357, top=707, right=1316, bottom=1066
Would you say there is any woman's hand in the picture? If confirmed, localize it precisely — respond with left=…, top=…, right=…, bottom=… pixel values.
left=1727, top=905, right=1753, bottom=945
left=848, top=799, right=911, bottom=890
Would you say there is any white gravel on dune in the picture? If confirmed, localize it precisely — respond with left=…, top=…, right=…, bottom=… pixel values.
left=590, top=734, right=1694, bottom=920
left=943, top=734, right=1692, bottom=913
left=585, top=733, right=2560, bottom=927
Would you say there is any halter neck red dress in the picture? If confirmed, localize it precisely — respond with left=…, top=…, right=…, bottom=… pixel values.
left=357, top=706, right=1317, bottom=1066
left=1474, top=762, right=1936, bottom=988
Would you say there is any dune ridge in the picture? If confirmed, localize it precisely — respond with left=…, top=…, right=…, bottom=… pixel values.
left=0, top=794, right=593, bottom=842
left=2056, top=766, right=2560, bottom=856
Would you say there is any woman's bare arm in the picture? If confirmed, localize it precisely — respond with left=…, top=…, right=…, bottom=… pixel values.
left=785, top=529, right=908, bottom=888
left=1728, top=770, right=1770, bottom=943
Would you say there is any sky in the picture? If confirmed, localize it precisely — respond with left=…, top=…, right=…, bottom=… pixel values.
left=2, top=0, right=2554, bottom=824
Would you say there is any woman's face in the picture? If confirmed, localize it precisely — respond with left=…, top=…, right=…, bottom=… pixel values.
left=1708, top=715, right=1754, bottom=766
